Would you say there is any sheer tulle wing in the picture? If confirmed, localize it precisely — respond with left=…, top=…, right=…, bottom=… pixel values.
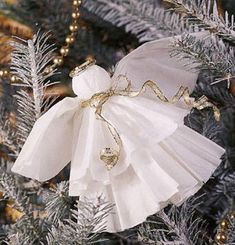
left=113, top=32, right=209, bottom=98
left=11, top=97, right=81, bottom=181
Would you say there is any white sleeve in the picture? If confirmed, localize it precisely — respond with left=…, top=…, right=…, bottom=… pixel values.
left=11, top=97, right=81, bottom=181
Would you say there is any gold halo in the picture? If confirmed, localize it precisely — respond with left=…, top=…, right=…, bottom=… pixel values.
left=69, top=58, right=96, bottom=78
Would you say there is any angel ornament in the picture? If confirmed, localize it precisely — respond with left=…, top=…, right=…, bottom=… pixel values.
left=12, top=34, right=225, bottom=232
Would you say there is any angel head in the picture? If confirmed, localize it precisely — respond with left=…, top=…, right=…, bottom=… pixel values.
left=70, top=59, right=113, bottom=100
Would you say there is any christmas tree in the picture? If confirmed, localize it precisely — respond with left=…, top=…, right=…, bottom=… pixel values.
left=0, top=0, right=235, bottom=244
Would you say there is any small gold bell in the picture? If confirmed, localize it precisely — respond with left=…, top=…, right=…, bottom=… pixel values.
left=100, top=148, right=119, bottom=170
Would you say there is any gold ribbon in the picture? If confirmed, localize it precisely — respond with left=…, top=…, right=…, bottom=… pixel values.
left=81, top=77, right=220, bottom=170
left=81, top=91, right=122, bottom=170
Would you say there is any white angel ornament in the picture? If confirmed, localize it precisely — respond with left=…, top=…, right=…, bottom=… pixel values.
left=12, top=34, right=225, bottom=232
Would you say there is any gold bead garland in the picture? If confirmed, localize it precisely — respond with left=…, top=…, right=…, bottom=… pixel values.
left=0, top=69, right=9, bottom=77
left=72, top=12, right=80, bottom=19
left=65, top=35, right=75, bottom=44
left=0, top=0, right=82, bottom=82
left=215, top=211, right=235, bottom=244
left=69, top=23, right=79, bottom=32
left=60, top=46, right=69, bottom=56
left=49, top=0, right=82, bottom=69
left=53, top=56, right=64, bottom=66
left=216, top=231, right=227, bottom=244
left=73, top=0, right=82, bottom=6
left=220, top=219, right=229, bottom=230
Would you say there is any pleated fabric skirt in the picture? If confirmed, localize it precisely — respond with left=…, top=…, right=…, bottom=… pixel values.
left=69, top=96, right=224, bottom=232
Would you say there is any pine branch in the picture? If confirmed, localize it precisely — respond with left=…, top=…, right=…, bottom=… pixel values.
left=46, top=196, right=114, bottom=245
left=0, top=76, right=16, bottom=114
left=139, top=196, right=209, bottom=244
left=1, top=172, right=49, bottom=245
left=10, top=31, right=57, bottom=145
left=43, top=181, right=75, bottom=224
left=0, top=167, right=45, bottom=243
left=0, top=31, right=60, bottom=244
left=6, top=233, right=30, bottom=245
left=83, top=0, right=194, bottom=42
left=213, top=173, right=235, bottom=201
left=0, top=169, right=29, bottom=214
left=164, top=0, right=235, bottom=44
left=171, top=34, right=235, bottom=83
left=0, top=169, right=44, bottom=244
left=0, top=112, right=17, bottom=155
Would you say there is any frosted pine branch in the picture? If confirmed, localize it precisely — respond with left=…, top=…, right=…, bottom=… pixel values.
left=214, top=173, right=235, bottom=198
left=6, top=233, right=30, bottom=245
left=0, top=116, right=17, bottom=155
left=44, top=181, right=74, bottom=224
left=139, top=196, right=209, bottom=244
left=10, top=31, right=57, bottom=145
left=171, top=34, right=235, bottom=84
left=46, top=196, right=114, bottom=245
left=0, top=168, right=29, bottom=214
left=83, top=0, right=194, bottom=42
left=164, top=0, right=235, bottom=44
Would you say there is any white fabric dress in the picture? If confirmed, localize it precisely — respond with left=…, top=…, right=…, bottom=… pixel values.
left=12, top=33, right=225, bottom=233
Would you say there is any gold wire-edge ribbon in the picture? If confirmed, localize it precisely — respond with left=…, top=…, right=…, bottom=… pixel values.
left=81, top=75, right=220, bottom=171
